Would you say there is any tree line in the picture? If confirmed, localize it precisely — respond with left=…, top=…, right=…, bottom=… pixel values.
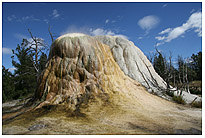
left=148, top=49, right=202, bottom=95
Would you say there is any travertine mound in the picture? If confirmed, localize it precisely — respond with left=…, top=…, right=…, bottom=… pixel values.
left=35, top=33, right=200, bottom=110
left=36, top=33, right=145, bottom=111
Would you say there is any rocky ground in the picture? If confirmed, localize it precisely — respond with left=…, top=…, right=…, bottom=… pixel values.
left=2, top=92, right=202, bottom=135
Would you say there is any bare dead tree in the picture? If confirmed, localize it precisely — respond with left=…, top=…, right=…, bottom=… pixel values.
left=135, top=61, right=151, bottom=90
left=173, top=69, right=176, bottom=87
left=176, top=56, right=191, bottom=93
left=177, top=56, right=183, bottom=87
left=24, top=29, right=49, bottom=81
left=155, top=48, right=173, bottom=90
left=178, top=73, right=182, bottom=86
left=140, top=56, right=166, bottom=93
left=185, top=58, right=190, bottom=93
left=165, top=51, right=174, bottom=90
left=147, top=51, right=157, bottom=65
left=182, top=61, right=185, bottom=90
left=48, top=26, right=57, bottom=43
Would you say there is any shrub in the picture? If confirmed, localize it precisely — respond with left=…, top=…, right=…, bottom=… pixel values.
left=2, top=91, right=7, bottom=103
left=190, top=88, right=201, bottom=95
left=191, top=101, right=202, bottom=108
left=166, top=90, right=174, bottom=97
left=172, top=95, right=186, bottom=105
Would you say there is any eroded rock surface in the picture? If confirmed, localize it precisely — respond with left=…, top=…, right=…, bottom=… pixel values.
left=95, top=36, right=167, bottom=95
left=36, top=33, right=144, bottom=111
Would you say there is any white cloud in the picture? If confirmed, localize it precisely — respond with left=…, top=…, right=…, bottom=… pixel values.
left=165, top=26, right=186, bottom=42
left=90, top=28, right=114, bottom=36
left=43, top=19, right=49, bottom=24
left=52, top=9, right=60, bottom=18
left=190, top=9, right=195, bottom=14
left=114, top=34, right=128, bottom=39
left=90, top=28, right=128, bottom=39
left=8, top=68, right=17, bottom=72
left=61, top=25, right=90, bottom=35
left=3, top=47, right=13, bottom=55
left=138, top=15, right=160, bottom=33
left=7, top=15, right=16, bottom=21
left=155, top=42, right=164, bottom=47
left=155, top=36, right=166, bottom=41
left=7, top=17, right=12, bottom=21
left=162, top=4, right=168, bottom=8
left=138, top=36, right=143, bottom=40
left=106, top=31, right=115, bottom=36
left=14, top=33, right=28, bottom=40
left=13, top=33, right=45, bottom=49
left=7, top=15, right=40, bottom=22
left=61, top=25, right=128, bottom=39
left=22, top=16, right=30, bottom=21
left=105, top=19, right=109, bottom=23
left=27, top=37, right=45, bottom=49
left=158, top=28, right=172, bottom=35
left=188, top=12, right=202, bottom=36
left=155, top=12, right=202, bottom=46
left=18, top=15, right=40, bottom=22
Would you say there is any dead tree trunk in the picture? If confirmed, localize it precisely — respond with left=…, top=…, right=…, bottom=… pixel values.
left=173, top=70, right=176, bottom=87
left=183, top=62, right=186, bottom=91
left=185, top=61, right=190, bottom=93
left=27, top=29, right=48, bottom=82
left=48, top=26, right=57, bottom=43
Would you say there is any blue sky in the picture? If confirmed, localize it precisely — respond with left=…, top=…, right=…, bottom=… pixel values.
left=2, top=2, right=202, bottom=72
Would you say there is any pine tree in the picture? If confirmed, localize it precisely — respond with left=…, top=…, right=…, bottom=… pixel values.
left=11, top=43, right=37, bottom=99
left=153, top=51, right=166, bottom=80
left=190, top=52, right=202, bottom=80
left=39, top=52, right=48, bottom=73
left=11, top=35, right=48, bottom=99
left=2, top=66, right=15, bottom=102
